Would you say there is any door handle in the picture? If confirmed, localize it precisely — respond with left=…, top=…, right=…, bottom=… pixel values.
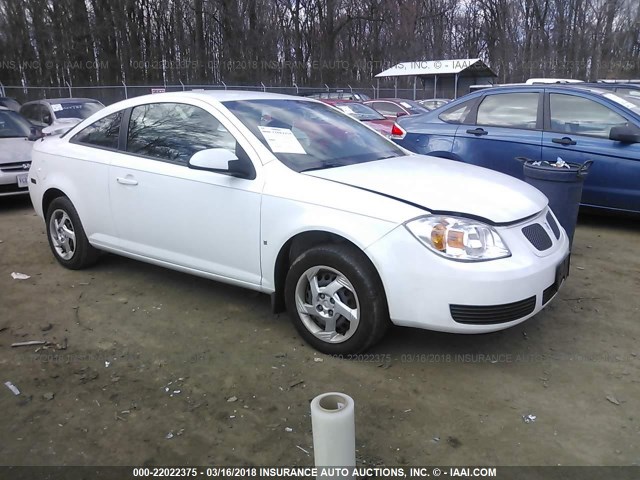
left=466, top=128, right=488, bottom=136
left=116, top=176, right=138, bottom=186
left=552, top=137, right=577, bottom=146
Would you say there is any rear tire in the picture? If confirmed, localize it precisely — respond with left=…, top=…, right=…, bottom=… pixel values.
left=45, top=196, right=100, bottom=270
left=284, top=243, right=389, bottom=354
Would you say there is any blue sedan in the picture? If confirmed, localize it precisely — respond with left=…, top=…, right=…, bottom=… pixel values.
left=393, top=86, right=640, bottom=214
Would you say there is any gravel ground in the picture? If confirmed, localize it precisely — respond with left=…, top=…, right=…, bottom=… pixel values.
left=0, top=195, right=638, bottom=467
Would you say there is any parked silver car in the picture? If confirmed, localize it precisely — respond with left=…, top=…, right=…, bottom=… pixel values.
left=20, top=98, right=104, bottom=135
left=0, top=106, right=38, bottom=196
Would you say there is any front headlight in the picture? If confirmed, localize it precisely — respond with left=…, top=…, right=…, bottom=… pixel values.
left=405, top=216, right=511, bottom=261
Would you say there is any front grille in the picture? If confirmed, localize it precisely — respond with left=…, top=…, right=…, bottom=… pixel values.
left=0, top=184, right=28, bottom=194
left=0, top=161, right=31, bottom=172
left=542, top=283, right=557, bottom=305
left=546, top=211, right=560, bottom=239
left=522, top=223, right=552, bottom=251
left=450, top=296, right=536, bottom=324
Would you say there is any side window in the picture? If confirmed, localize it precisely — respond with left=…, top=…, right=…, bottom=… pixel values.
left=126, top=103, right=237, bottom=165
left=372, top=102, right=402, bottom=116
left=549, top=94, right=629, bottom=138
left=71, top=111, right=122, bottom=149
left=439, top=99, right=476, bottom=124
left=476, top=93, right=539, bottom=129
left=21, top=104, right=39, bottom=123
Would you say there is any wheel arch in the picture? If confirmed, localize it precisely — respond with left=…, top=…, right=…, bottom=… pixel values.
left=426, top=150, right=465, bottom=162
left=271, top=229, right=385, bottom=314
left=42, top=187, right=68, bottom=216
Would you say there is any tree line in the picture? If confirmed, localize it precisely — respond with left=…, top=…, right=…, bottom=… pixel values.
left=1, top=0, right=639, bottom=89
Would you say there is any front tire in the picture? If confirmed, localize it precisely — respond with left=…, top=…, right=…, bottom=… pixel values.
left=45, top=196, right=100, bottom=270
left=284, top=243, right=389, bottom=354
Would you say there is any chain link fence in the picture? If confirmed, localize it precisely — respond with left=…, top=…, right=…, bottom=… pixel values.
left=0, top=82, right=443, bottom=106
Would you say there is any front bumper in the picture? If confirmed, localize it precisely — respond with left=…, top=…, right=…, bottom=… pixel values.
left=0, top=161, right=31, bottom=197
left=365, top=208, right=570, bottom=333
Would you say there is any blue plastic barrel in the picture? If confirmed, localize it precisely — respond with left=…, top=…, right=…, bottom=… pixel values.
left=520, top=159, right=592, bottom=247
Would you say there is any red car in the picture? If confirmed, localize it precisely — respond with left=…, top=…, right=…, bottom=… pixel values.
left=364, top=98, right=430, bottom=119
left=319, top=99, right=395, bottom=137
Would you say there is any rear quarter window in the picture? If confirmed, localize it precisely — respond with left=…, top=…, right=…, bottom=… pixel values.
left=438, top=99, right=476, bottom=124
left=71, top=111, right=122, bottom=149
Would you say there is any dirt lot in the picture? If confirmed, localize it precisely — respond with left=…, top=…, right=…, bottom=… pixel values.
left=0, top=195, right=638, bottom=467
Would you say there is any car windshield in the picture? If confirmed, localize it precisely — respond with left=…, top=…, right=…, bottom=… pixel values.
left=0, top=98, right=21, bottom=112
left=608, top=91, right=640, bottom=111
left=602, top=93, right=640, bottom=115
left=0, top=110, right=32, bottom=138
left=332, top=103, right=386, bottom=121
left=223, top=99, right=404, bottom=172
left=396, top=100, right=430, bottom=115
left=52, top=101, right=103, bottom=120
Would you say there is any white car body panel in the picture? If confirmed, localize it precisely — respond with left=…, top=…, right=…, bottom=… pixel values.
left=28, top=90, right=570, bottom=337
left=307, top=155, right=548, bottom=224
left=107, top=154, right=263, bottom=286
left=259, top=160, right=421, bottom=292
left=366, top=208, right=569, bottom=332
left=0, top=137, right=33, bottom=164
left=0, top=134, right=34, bottom=196
left=31, top=136, right=113, bottom=236
left=42, top=118, right=83, bottom=136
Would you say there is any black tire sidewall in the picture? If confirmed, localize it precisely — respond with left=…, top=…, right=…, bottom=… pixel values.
left=45, top=197, right=97, bottom=270
left=284, top=243, right=388, bottom=354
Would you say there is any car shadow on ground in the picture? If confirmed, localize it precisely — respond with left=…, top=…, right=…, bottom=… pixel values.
left=578, top=209, right=639, bottom=231
left=91, top=253, right=272, bottom=303
left=0, top=195, right=33, bottom=212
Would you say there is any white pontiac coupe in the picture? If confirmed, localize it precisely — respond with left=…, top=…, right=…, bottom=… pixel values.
left=28, top=91, right=570, bottom=354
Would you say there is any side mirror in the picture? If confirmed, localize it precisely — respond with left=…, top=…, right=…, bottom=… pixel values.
left=396, top=111, right=408, bottom=118
left=43, top=114, right=52, bottom=125
left=609, top=125, right=640, bottom=143
left=188, top=148, right=255, bottom=179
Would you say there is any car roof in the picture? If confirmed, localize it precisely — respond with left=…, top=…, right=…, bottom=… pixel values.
left=21, top=98, right=102, bottom=105
left=577, top=82, right=640, bottom=90
left=368, top=98, right=410, bottom=102
left=320, top=99, right=361, bottom=105
left=439, top=84, right=640, bottom=119
left=467, top=84, right=612, bottom=95
left=61, top=90, right=324, bottom=135
left=185, top=90, right=317, bottom=102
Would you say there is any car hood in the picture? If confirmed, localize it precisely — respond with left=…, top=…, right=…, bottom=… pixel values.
left=0, top=137, right=33, bottom=165
left=43, top=118, right=82, bottom=136
left=304, top=155, right=547, bottom=224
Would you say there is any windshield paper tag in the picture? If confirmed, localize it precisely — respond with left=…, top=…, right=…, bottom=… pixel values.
left=51, top=104, right=63, bottom=112
left=258, top=126, right=306, bottom=154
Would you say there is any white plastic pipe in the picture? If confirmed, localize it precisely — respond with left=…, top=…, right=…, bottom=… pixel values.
left=310, top=392, right=355, bottom=480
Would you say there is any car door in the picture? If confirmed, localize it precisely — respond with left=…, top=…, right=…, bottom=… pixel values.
left=108, top=100, right=263, bottom=286
left=59, top=110, right=124, bottom=238
left=453, top=90, right=543, bottom=179
left=542, top=91, right=640, bottom=212
left=396, top=98, right=478, bottom=155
